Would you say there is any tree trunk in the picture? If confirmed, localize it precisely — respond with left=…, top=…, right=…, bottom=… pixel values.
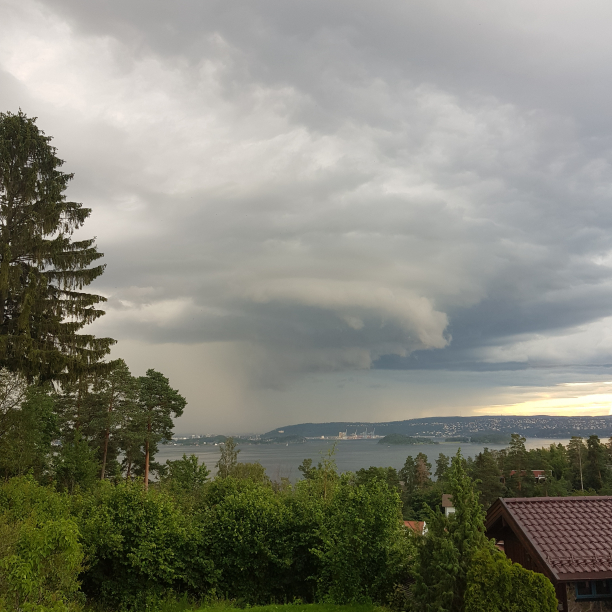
left=144, top=414, right=152, bottom=491
left=100, top=391, right=114, bottom=480
left=144, top=439, right=149, bottom=491
left=101, top=428, right=110, bottom=480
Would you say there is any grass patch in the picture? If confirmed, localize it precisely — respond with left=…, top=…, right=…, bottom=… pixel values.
left=153, top=595, right=387, bottom=612
left=195, top=606, right=384, bottom=612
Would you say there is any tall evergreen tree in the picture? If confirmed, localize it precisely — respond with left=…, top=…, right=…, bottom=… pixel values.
left=0, top=111, right=114, bottom=381
left=137, top=369, right=186, bottom=490
left=585, top=435, right=608, bottom=492
left=414, top=452, right=433, bottom=490
left=92, top=359, right=139, bottom=480
left=506, top=433, right=527, bottom=493
left=470, top=448, right=505, bottom=508
left=400, top=455, right=417, bottom=493
left=411, top=450, right=491, bottom=612
left=567, top=436, right=586, bottom=491
left=434, top=453, right=450, bottom=482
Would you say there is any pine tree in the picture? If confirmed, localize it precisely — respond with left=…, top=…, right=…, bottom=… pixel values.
left=400, top=455, right=417, bottom=493
left=506, top=433, right=527, bottom=493
left=92, top=359, right=139, bottom=480
left=470, top=448, right=505, bottom=508
left=434, top=453, right=450, bottom=482
left=585, top=435, right=608, bottom=492
left=567, top=436, right=586, bottom=491
left=414, top=452, right=433, bottom=489
left=137, top=369, right=186, bottom=490
left=0, top=110, right=114, bottom=381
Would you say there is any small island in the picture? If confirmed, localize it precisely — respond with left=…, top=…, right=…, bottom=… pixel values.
left=378, top=434, right=439, bottom=445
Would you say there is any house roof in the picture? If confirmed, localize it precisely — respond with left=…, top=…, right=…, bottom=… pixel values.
left=404, top=520, right=426, bottom=534
left=486, top=496, right=612, bottom=582
left=441, top=494, right=453, bottom=507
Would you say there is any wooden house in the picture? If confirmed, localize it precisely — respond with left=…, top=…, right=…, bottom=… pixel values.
left=486, top=496, right=612, bottom=611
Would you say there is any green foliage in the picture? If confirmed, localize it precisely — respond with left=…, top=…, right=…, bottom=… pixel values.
left=164, top=454, right=211, bottom=492
left=308, top=474, right=409, bottom=603
left=298, top=458, right=316, bottom=480
left=402, top=484, right=443, bottom=521
left=469, top=449, right=504, bottom=509
left=411, top=450, right=489, bottom=612
left=0, top=110, right=115, bottom=382
left=0, top=477, right=84, bottom=611
left=137, top=370, right=187, bottom=488
left=215, top=437, right=240, bottom=479
left=464, top=548, right=557, bottom=612
left=400, top=452, right=436, bottom=519
left=567, top=436, right=586, bottom=491
left=91, top=358, right=140, bottom=480
left=0, top=378, right=57, bottom=480
left=354, top=467, right=400, bottom=491
left=198, top=478, right=295, bottom=604
left=54, top=431, right=100, bottom=493
left=229, top=462, right=270, bottom=483
left=75, top=482, right=206, bottom=610
left=434, top=454, right=450, bottom=482
left=585, top=435, right=608, bottom=491
left=505, top=434, right=527, bottom=495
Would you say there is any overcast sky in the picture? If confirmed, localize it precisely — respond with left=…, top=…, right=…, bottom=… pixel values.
left=3, top=0, right=612, bottom=433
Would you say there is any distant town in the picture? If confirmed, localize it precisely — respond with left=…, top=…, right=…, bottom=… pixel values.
left=172, top=414, right=612, bottom=445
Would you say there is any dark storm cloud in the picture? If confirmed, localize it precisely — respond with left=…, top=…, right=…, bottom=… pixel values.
left=3, top=0, right=612, bottom=428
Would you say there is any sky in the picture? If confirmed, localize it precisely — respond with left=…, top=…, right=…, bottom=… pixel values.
left=3, top=0, right=612, bottom=433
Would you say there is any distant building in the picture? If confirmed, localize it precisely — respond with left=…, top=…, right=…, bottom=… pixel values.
left=404, top=520, right=427, bottom=535
left=486, top=496, right=612, bottom=611
left=500, top=469, right=550, bottom=484
left=442, top=494, right=455, bottom=517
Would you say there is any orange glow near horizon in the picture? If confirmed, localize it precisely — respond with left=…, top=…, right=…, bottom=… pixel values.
left=472, top=381, right=612, bottom=417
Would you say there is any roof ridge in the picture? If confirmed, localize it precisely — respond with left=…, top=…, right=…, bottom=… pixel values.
left=504, top=496, right=612, bottom=502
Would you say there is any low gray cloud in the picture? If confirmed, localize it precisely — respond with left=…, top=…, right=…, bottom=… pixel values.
left=3, top=0, right=612, bottom=430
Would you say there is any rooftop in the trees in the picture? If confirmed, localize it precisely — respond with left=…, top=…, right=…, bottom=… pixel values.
left=486, top=496, right=612, bottom=582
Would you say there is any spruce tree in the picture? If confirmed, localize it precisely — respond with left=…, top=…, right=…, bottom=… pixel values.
left=0, top=111, right=114, bottom=381
left=411, top=450, right=491, bottom=612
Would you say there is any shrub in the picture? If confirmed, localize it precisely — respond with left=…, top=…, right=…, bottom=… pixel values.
left=464, top=548, right=557, bottom=612
left=0, top=477, right=84, bottom=611
left=75, top=482, right=211, bottom=610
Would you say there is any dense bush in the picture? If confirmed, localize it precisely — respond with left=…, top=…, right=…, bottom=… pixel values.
left=74, top=482, right=207, bottom=610
left=0, top=450, right=559, bottom=612
left=69, top=465, right=409, bottom=610
left=306, top=474, right=409, bottom=603
left=0, top=477, right=84, bottom=612
left=465, top=548, right=557, bottom=612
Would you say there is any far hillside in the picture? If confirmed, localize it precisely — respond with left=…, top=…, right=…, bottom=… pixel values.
left=263, top=415, right=612, bottom=440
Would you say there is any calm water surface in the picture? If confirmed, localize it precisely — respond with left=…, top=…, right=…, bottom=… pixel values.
left=156, top=437, right=570, bottom=482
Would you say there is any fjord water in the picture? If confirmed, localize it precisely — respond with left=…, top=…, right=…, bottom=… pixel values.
left=156, top=437, right=570, bottom=482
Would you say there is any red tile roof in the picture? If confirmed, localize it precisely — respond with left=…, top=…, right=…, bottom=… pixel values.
left=404, top=520, right=426, bottom=534
left=487, top=496, right=612, bottom=582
